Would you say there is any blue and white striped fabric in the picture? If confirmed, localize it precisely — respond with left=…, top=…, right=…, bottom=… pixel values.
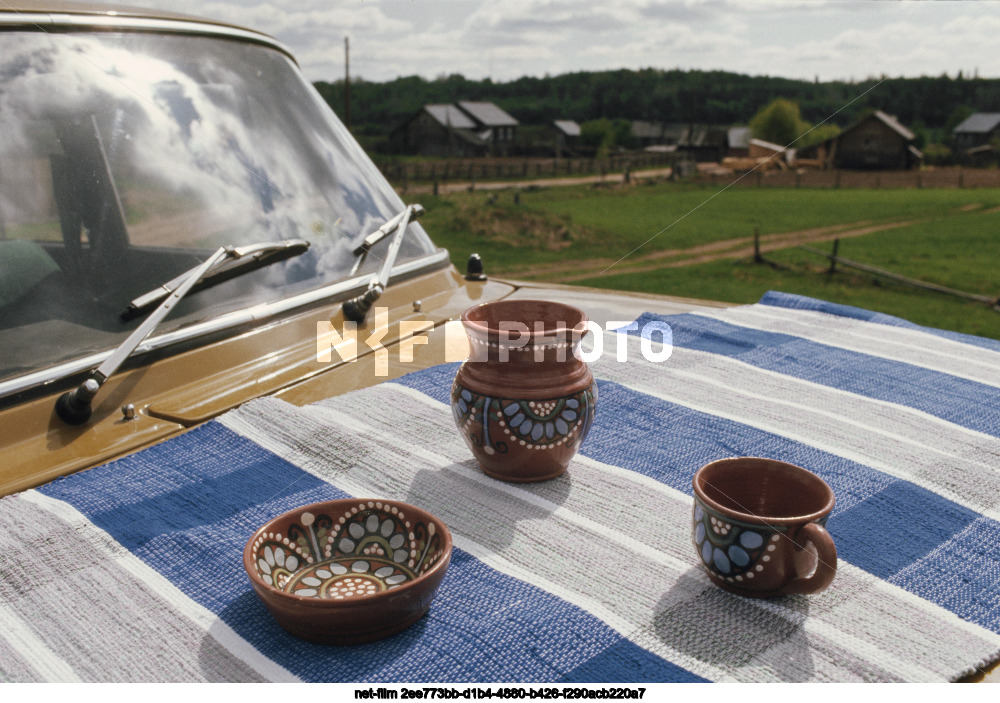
left=2, top=292, right=999, bottom=682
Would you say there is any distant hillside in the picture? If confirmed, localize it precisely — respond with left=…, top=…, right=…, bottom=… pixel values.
left=314, top=68, right=1000, bottom=146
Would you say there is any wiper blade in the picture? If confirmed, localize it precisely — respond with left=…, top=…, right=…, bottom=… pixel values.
left=122, top=239, right=310, bottom=321
left=348, top=204, right=425, bottom=277
left=343, top=204, right=422, bottom=323
left=56, top=239, right=310, bottom=425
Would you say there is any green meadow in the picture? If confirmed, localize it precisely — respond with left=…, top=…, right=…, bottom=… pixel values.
left=418, top=183, right=1000, bottom=341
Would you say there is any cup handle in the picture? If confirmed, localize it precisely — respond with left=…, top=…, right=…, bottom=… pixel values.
left=782, top=522, right=837, bottom=595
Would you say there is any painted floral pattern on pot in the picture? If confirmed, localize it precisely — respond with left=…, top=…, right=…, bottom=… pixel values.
left=692, top=501, right=788, bottom=586
left=249, top=501, right=445, bottom=600
left=451, top=382, right=597, bottom=456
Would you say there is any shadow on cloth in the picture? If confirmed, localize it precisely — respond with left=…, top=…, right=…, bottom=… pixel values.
left=208, top=588, right=434, bottom=682
left=403, top=462, right=575, bottom=554
left=653, top=568, right=815, bottom=681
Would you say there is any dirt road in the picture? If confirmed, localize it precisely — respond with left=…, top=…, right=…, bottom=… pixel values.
left=514, top=219, right=918, bottom=283
left=400, top=167, right=675, bottom=195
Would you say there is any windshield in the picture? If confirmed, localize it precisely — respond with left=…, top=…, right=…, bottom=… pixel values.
left=0, top=27, right=437, bottom=387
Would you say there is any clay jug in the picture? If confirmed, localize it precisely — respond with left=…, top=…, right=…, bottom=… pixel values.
left=451, top=299, right=597, bottom=482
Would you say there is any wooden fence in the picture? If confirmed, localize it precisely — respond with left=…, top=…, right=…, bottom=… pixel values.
left=796, top=241, right=1000, bottom=309
left=695, top=167, right=1000, bottom=190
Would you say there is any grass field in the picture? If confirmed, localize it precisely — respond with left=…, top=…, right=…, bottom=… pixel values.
left=418, top=182, right=1000, bottom=341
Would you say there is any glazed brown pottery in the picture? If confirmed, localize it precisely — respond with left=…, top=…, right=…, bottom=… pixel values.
left=243, top=498, right=452, bottom=644
left=692, top=457, right=837, bottom=598
left=451, top=299, right=597, bottom=482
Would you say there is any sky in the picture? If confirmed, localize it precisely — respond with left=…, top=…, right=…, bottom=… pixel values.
left=99, top=0, right=1000, bottom=85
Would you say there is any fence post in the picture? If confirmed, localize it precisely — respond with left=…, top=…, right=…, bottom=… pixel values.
left=828, top=238, right=839, bottom=274
left=753, top=228, right=761, bottom=263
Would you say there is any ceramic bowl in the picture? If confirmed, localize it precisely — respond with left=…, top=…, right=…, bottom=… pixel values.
left=243, top=498, right=452, bottom=644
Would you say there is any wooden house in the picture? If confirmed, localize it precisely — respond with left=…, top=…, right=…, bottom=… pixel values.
left=389, top=101, right=519, bottom=157
left=552, top=120, right=581, bottom=156
left=952, top=113, right=1000, bottom=164
left=456, top=101, right=519, bottom=157
left=631, top=121, right=666, bottom=149
left=388, top=104, right=486, bottom=157
left=827, top=110, right=922, bottom=170
left=726, top=127, right=752, bottom=157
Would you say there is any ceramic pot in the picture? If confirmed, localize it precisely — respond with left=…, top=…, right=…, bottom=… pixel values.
left=451, top=299, right=597, bottom=482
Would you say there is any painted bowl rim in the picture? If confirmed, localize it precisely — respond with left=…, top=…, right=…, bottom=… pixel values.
left=242, top=498, right=453, bottom=607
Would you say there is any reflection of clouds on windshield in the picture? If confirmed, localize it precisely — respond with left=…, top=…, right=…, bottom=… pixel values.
left=0, top=30, right=433, bottom=286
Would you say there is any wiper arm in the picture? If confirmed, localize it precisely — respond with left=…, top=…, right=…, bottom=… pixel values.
left=122, top=239, right=310, bottom=321
left=56, top=239, right=310, bottom=425
left=348, top=204, right=425, bottom=276
left=343, top=204, right=423, bottom=322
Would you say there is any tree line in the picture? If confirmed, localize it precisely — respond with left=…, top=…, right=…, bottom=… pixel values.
left=314, top=68, right=1000, bottom=153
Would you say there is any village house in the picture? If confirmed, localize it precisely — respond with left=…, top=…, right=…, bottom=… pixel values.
left=630, top=121, right=667, bottom=149
left=818, top=110, right=922, bottom=170
left=952, top=112, right=1000, bottom=164
left=726, top=127, right=752, bottom=158
left=457, top=101, right=519, bottom=157
left=389, top=101, right=519, bottom=157
left=551, top=120, right=581, bottom=157
left=388, top=104, right=482, bottom=157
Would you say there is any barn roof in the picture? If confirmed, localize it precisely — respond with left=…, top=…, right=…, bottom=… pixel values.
left=457, top=101, right=519, bottom=127
left=554, top=120, right=581, bottom=137
left=953, top=112, right=1000, bottom=134
left=424, top=104, right=477, bottom=130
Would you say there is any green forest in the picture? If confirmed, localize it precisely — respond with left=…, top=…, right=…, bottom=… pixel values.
left=313, top=68, right=1000, bottom=153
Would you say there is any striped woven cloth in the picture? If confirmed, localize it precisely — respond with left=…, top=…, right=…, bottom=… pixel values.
left=2, top=292, right=999, bottom=682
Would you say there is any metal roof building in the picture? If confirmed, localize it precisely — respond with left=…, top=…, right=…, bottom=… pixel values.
left=457, top=101, right=519, bottom=128
left=953, top=112, right=1000, bottom=135
left=553, top=120, right=581, bottom=138
left=424, top=104, right=477, bottom=130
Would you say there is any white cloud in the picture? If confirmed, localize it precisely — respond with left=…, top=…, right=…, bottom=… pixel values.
left=98, top=0, right=1000, bottom=83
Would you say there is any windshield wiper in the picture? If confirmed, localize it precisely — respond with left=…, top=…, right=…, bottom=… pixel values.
left=56, top=239, right=310, bottom=425
left=122, top=239, right=310, bottom=321
left=343, top=204, right=423, bottom=322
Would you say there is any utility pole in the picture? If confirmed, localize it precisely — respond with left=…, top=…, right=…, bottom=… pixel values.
left=344, top=36, right=351, bottom=130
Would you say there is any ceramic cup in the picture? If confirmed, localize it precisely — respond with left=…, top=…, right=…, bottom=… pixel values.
left=691, top=457, right=837, bottom=598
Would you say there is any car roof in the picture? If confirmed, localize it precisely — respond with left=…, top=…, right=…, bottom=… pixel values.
left=0, top=1, right=292, bottom=59
left=3, top=1, right=224, bottom=24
